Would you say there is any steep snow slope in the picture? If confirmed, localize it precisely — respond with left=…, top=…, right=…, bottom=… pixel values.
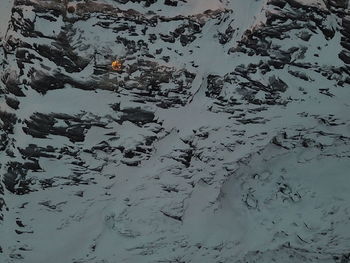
left=0, top=0, right=350, bottom=262
left=0, top=0, right=14, bottom=41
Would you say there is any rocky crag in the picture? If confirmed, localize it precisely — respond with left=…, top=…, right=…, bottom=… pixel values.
left=1, top=0, right=350, bottom=262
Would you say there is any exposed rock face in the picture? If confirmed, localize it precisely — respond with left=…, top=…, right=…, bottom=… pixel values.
left=0, top=0, right=350, bottom=262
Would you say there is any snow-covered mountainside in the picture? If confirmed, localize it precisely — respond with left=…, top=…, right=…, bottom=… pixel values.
left=1, top=0, right=350, bottom=262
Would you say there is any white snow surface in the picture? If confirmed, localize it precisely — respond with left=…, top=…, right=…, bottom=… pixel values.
left=0, top=0, right=14, bottom=42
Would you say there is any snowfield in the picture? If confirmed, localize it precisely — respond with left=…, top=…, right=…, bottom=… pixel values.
left=0, top=0, right=350, bottom=262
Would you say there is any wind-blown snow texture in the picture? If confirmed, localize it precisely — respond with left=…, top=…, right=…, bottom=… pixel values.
left=1, top=0, right=350, bottom=262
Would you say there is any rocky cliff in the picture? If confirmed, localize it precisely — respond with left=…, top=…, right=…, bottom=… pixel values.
left=1, top=0, right=350, bottom=262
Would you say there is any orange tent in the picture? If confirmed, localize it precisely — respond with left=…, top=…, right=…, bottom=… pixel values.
left=111, top=60, right=122, bottom=71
